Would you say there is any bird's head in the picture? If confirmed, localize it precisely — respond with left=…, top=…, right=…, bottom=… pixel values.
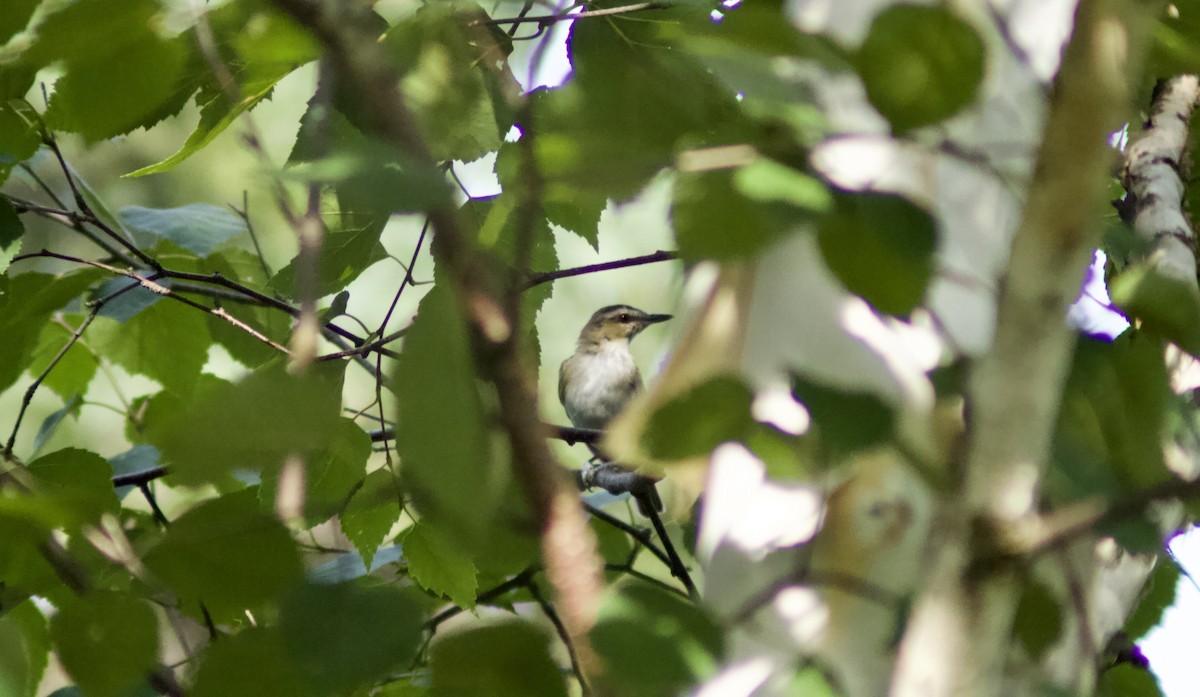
left=578, top=305, right=672, bottom=346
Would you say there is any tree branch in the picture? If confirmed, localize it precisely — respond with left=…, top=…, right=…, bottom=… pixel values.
left=523, top=250, right=679, bottom=290
left=478, top=2, right=668, bottom=27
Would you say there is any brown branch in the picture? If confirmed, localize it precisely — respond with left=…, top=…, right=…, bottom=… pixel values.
left=267, top=0, right=607, bottom=680
left=523, top=250, right=679, bottom=290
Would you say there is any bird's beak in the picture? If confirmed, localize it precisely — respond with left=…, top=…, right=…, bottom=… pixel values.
left=645, top=314, right=672, bottom=324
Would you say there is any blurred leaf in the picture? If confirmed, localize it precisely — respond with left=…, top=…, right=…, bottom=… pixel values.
left=260, top=417, right=371, bottom=526
left=50, top=592, right=158, bottom=697
left=431, top=620, right=568, bottom=697
left=341, top=468, right=403, bottom=569
left=379, top=4, right=519, bottom=162
left=144, top=488, right=304, bottom=623
left=28, top=318, right=99, bottom=399
left=591, top=583, right=723, bottom=697
left=0, top=99, right=41, bottom=186
left=91, top=301, right=212, bottom=397
left=192, top=628, right=305, bottom=697
left=403, top=524, right=479, bottom=609
left=673, top=167, right=803, bottom=262
left=279, top=582, right=425, bottom=695
left=395, top=287, right=503, bottom=547
left=592, top=515, right=635, bottom=566
left=1014, top=580, right=1061, bottom=659
left=817, top=191, right=936, bottom=316
left=792, top=376, right=895, bottom=455
left=855, top=5, right=984, bottom=133
left=1147, top=3, right=1200, bottom=86
left=0, top=600, right=48, bottom=697
left=1124, top=557, right=1180, bottom=639
left=495, top=139, right=605, bottom=250
left=643, top=376, right=755, bottom=459
left=0, top=270, right=102, bottom=394
left=0, top=186, right=24, bottom=271
left=31, top=395, right=82, bottom=456
left=782, top=666, right=840, bottom=697
left=148, top=361, right=344, bottom=486
left=1110, top=262, right=1200, bottom=354
left=27, top=448, right=119, bottom=525
left=118, top=204, right=246, bottom=257
left=1096, top=664, right=1163, bottom=697
left=0, top=0, right=38, bottom=45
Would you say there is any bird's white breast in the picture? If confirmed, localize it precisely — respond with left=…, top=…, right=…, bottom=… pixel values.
left=562, top=341, right=642, bottom=429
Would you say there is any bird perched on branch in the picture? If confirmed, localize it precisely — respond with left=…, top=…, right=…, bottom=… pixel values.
left=559, top=304, right=671, bottom=515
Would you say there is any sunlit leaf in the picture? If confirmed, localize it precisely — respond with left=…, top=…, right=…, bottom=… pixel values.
left=341, top=468, right=403, bottom=569
left=403, top=524, right=479, bottom=609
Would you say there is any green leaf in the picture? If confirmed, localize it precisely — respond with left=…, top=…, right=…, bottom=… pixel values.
left=1124, top=557, right=1181, bottom=639
left=340, top=468, right=403, bottom=569
left=642, top=376, right=755, bottom=459
left=1109, top=262, right=1200, bottom=354
left=0, top=270, right=102, bottom=394
left=118, top=204, right=247, bottom=257
left=27, top=448, right=119, bottom=525
left=395, top=287, right=503, bottom=546
left=0, top=197, right=20, bottom=273
left=109, top=445, right=161, bottom=500
left=431, top=620, right=568, bottom=697
left=144, top=488, right=304, bottom=623
left=28, top=318, right=98, bottom=400
left=0, top=600, right=49, bottom=697
left=91, top=301, right=212, bottom=397
left=279, top=582, right=425, bottom=695
left=403, top=524, right=479, bottom=609
left=192, top=628, right=306, bottom=697
left=591, top=583, right=723, bottom=697
left=50, top=592, right=159, bottom=697
left=148, top=361, right=345, bottom=486
left=0, top=99, right=41, bottom=186
left=1013, top=580, right=1061, bottom=659
left=782, top=666, right=841, bottom=697
left=0, top=0, right=38, bottom=45
left=817, top=191, right=936, bottom=316
left=856, top=5, right=985, bottom=133
left=1096, top=664, right=1163, bottom=697
left=495, top=140, right=605, bottom=249
left=260, top=417, right=371, bottom=526
left=792, top=376, right=895, bottom=455
left=269, top=216, right=388, bottom=299
left=672, top=167, right=802, bottom=262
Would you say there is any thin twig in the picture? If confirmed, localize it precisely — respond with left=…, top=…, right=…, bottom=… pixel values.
left=478, top=1, right=668, bottom=27
left=523, top=251, right=678, bottom=289
left=527, top=578, right=590, bottom=695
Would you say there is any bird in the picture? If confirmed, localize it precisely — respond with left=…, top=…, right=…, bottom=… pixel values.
left=559, top=304, right=671, bottom=515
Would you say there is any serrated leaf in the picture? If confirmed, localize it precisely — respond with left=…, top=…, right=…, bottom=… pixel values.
left=50, top=593, right=159, bottom=697
left=856, top=5, right=984, bottom=133
left=341, top=468, right=403, bottom=569
left=591, top=583, right=723, bottom=697
left=642, top=376, right=755, bottom=460
left=395, top=287, right=503, bottom=546
left=192, top=628, right=305, bottom=697
left=144, top=488, right=304, bottom=623
left=91, top=301, right=211, bottom=397
left=260, top=417, right=370, bottom=526
left=817, top=191, right=936, bottom=316
left=0, top=270, right=102, bottom=394
left=403, top=524, right=479, bottom=609
left=1125, top=557, right=1181, bottom=639
left=0, top=99, right=42, bottom=186
left=118, top=204, right=247, bottom=257
left=148, top=361, right=345, bottom=486
left=1014, top=580, right=1062, bottom=659
left=0, top=186, right=24, bottom=272
left=279, top=582, right=425, bottom=695
left=431, top=620, right=568, bottom=697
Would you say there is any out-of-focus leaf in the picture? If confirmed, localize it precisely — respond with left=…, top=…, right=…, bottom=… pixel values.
left=395, top=287, right=503, bottom=547
left=144, top=488, right=304, bottom=623
left=782, top=667, right=840, bottom=697
left=591, top=583, right=723, bottom=697
left=0, top=0, right=38, bottom=45
left=0, top=187, right=23, bottom=271
left=817, top=191, right=936, bottom=316
left=0, top=600, right=49, bottom=697
left=1014, top=580, right=1061, bottom=659
left=50, top=593, right=158, bottom=697
left=31, top=395, right=82, bottom=456
left=260, top=417, right=370, bottom=526
left=403, top=524, right=479, bottom=609
left=119, top=204, right=246, bottom=257
left=28, top=318, right=98, bottom=399
left=341, top=468, right=403, bottom=569
left=792, top=376, right=895, bottom=455
left=495, top=139, right=605, bottom=250
left=642, top=376, right=756, bottom=459
left=192, top=628, right=305, bottom=697
left=0, top=99, right=41, bottom=186
left=1110, top=262, right=1200, bottom=354
left=855, top=5, right=985, bottom=133
left=1096, top=664, right=1163, bottom=697
left=673, top=167, right=805, bottom=262
left=1124, top=558, right=1180, bottom=640
left=431, top=620, right=568, bottom=697
left=27, top=448, right=119, bottom=525
left=279, top=582, right=425, bottom=695
left=147, top=361, right=344, bottom=486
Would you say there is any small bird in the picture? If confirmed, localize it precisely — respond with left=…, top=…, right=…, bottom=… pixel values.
left=559, top=304, right=671, bottom=514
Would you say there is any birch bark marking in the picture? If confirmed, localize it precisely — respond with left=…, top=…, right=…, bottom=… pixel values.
left=1122, top=75, right=1200, bottom=290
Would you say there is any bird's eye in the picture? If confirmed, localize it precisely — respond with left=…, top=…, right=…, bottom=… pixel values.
left=618, top=314, right=631, bottom=323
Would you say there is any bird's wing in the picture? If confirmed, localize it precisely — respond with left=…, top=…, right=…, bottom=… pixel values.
left=558, top=357, right=570, bottom=407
